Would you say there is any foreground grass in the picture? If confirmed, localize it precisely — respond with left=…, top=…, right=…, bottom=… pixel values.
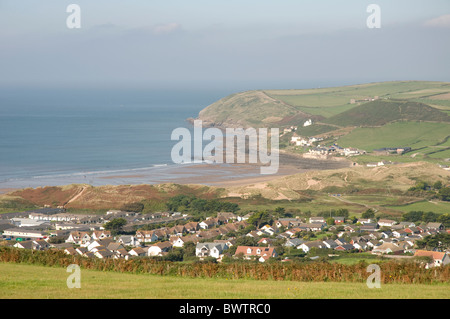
left=0, top=262, right=448, bottom=299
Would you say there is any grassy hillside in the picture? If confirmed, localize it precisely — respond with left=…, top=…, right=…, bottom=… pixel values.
left=1, top=263, right=448, bottom=299
left=337, top=121, right=450, bottom=152
left=325, top=100, right=450, bottom=127
left=198, top=90, right=317, bottom=128
left=196, top=81, right=450, bottom=128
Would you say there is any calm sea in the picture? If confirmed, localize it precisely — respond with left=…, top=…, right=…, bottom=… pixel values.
left=0, top=88, right=226, bottom=188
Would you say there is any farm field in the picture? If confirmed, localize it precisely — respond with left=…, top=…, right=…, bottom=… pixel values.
left=0, top=262, right=449, bottom=299
left=337, top=121, right=450, bottom=152
left=385, top=200, right=450, bottom=215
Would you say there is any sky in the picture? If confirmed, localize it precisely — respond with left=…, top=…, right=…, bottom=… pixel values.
left=0, top=0, right=449, bottom=92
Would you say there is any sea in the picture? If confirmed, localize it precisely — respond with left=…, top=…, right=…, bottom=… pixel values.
left=0, top=88, right=230, bottom=189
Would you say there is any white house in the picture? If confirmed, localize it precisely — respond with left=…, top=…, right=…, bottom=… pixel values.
left=378, top=219, right=398, bottom=227
left=298, top=241, right=324, bottom=253
left=147, top=242, right=173, bottom=256
left=195, top=243, right=228, bottom=259
left=303, top=119, right=313, bottom=127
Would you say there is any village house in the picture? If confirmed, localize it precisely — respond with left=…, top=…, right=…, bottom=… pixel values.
left=298, top=241, right=324, bottom=253
left=426, top=222, right=444, bottom=231
left=135, top=230, right=160, bottom=243
left=371, top=242, right=404, bottom=255
left=217, top=212, right=237, bottom=223
left=116, top=235, right=141, bottom=247
left=195, top=242, right=228, bottom=259
left=284, top=238, right=304, bottom=248
left=377, top=219, right=398, bottom=227
left=94, top=249, right=114, bottom=259
left=414, top=250, right=450, bottom=268
left=147, top=241, right=173, bottom=257
left=128, top=247, right=147, bottom=258
left=234, top=246, right=278, bottom=262
left=66, top=231, right=91, bottom=245
left=183, top=222, right=200, bottom=233
left=199, top=218, right=218, bottom=230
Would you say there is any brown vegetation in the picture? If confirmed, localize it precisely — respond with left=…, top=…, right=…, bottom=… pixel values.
left=0, top=247, right=448, bottom=284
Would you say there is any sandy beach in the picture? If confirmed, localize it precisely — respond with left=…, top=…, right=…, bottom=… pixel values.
left=0, top=153, right=350, bottom=192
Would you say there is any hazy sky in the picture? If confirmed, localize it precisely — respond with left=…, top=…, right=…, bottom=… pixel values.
left=1, top=0, right=449, bottom=91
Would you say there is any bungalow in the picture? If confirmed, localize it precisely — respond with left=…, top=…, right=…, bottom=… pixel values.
left=284, top=238, right=304, bottom=248
left=426, top=223, right=444, bottom=231
left=147, top=242, right=173, bottom=257
left=378, top=219, right=398, bottom=227
left=334, top=238, right=349, bottom=246
left=344, top=225, right=358, bottom=233
left=335, top=244, right=355, bottom=251
left=107, top=242, right=125, bottom=252
left=195, top=242, right=228, bottom=259
left=87, top=238, right=114, bottom=252
left=299, top=223, right=325, bottom=232
left=358, top=218, right=374, bottom=224
left=114, top=248, right=129, bottom=259
left=234, top=246, right=278, bottom=262
left=392, top=229, right=408, bottom=238
left=13, top=241, right=34, bottom=250
left=399, top=221, right=416, bottom=228
left=414, top=250, right=450, bottom=268
left=128, top=247, right=147, bottom=257
left=217, top=212, right=237, bottom=222
left=94, top=249, right=114, bottom=259
left=352, top=242, right=368, bottom=251
left=246, top=230, right=260, bottom=238
left=371, top=242, right=404, bottom=255
left=199, top=219, right=217, bottom=230
left=322, top=240, right=338, bottom=249
left=309, top=217, right=325, bottom=224
left=184, top=222, right=199, bottom=233
left=32, top=239, right=50, bottom=250
left=298, top=241, right=324, bottom=253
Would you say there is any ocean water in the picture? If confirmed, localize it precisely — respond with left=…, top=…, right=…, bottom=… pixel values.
left=0, top=88, right=223, bottom=188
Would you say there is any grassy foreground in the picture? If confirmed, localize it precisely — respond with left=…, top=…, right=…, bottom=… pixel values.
left=0, top=262, right=448, bottom=299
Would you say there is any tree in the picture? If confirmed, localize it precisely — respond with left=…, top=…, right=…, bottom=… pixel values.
left=104, top=218, right=127, bottom=234
left=336, top=208, right=349, bottom=218
left=247, top=211, right=272, bottom=228
left=437, top=213, right=450, bottom=228
left=326, top=217, right=335, bottom=226
left=402, top=211, right=424, bottom=222
left=422, top=211, right=439, bottom=223
left=438, top=187, right=450, bottom=201
left=433, top=181, right=443, bottom=190
left=362, top=209, right=375, bottom=219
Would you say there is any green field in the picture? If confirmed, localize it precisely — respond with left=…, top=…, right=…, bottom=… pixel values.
left=0, top=262, right=448, bottom=299
left=337, top=121, right=450, bottom=152
left=385, top=200, right=450, bottom=214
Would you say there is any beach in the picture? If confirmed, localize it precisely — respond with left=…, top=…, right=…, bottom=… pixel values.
left=0, top=153, right=350, bottom=193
